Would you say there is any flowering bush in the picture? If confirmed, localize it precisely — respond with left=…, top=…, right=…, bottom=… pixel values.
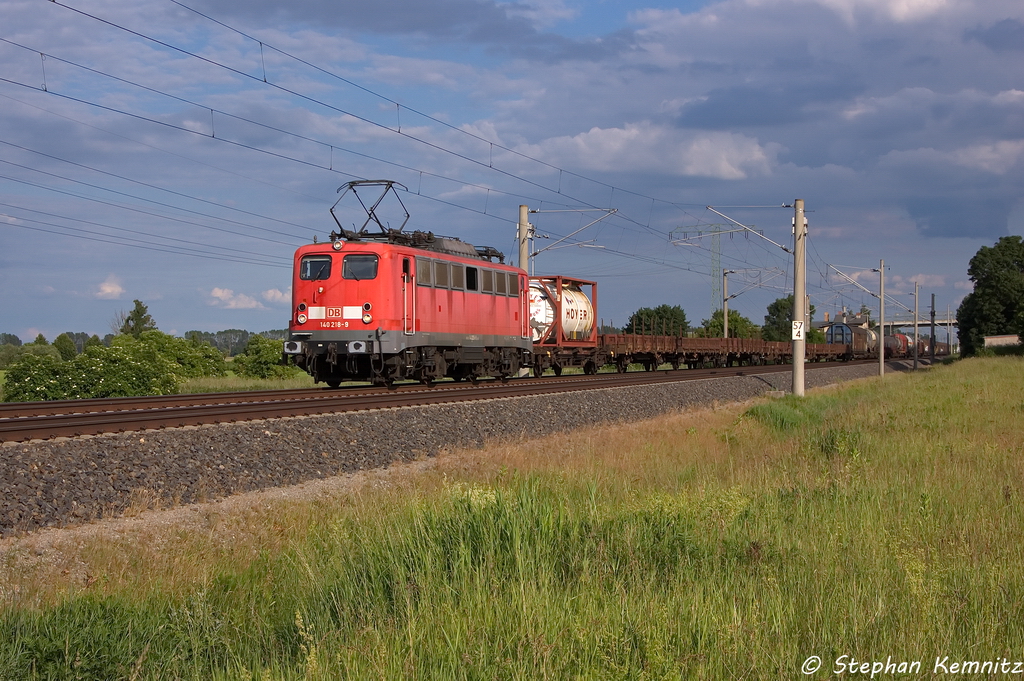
left=112, top=331, right=226, bottom=379
left=3, top=344, right=179, bottom=402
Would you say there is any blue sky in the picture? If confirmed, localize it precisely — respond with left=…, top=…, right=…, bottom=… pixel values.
left=2, top=0, right=1022, bottom=340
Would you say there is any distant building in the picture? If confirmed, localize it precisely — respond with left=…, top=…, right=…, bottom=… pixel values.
left=983, top=334, right=1021, bottom=348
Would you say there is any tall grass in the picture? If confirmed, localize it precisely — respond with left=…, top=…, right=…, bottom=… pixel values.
left=179, top=372, right=317, bottom=394
left=3, top=357, right=1024, bottom=678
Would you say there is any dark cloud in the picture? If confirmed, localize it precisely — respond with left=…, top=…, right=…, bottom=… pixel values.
left=905, top=198, right=1012, bottom=239
left=676, top=80, right=863, bottom=130
left=964, top=18, right=1024, bottom=53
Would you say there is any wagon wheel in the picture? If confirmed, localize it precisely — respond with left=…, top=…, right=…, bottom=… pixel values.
left=533, top=364, right=544, bottom=378
left=326, top=378, right=342, bottom=388
left=616, top=360, right=628, bottom=373
left=583, top=360, right=597, bottom=375
left=552, top=365, right=563, bottom=376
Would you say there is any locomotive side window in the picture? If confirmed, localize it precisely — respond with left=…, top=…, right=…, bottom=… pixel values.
left=451, top=264, right=465, bottom=290
left=299, top=255, right=332, bottom=280
left=508, top=273, right=519, bottom=296
left=417, top=258, right=432, bottom=286
left=434, top=261, right=450, bottom=288
left=495, top=270, right=507, bottom=295
left=482, top=269, right=494, bottom=293
left=342, top=254, right=378, bottom=280
left=466, top=267, right=479, bottom=291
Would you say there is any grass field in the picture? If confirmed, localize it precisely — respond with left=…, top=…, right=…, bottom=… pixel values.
left=2, top=357, right=1023, bottom=678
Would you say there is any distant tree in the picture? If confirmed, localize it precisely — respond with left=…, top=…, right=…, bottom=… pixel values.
left=598, top=324, right=621, bottom=335
left=31, top=334, right=48, bottom=345
left=698, top=309, right=760, bottom=339
left=0, top=333, right=21, bottom=347
left=762, top=295, right=823, bottom=342
left=109, top=309, right=128, bottom=336
left=53, top=333, right=78, bottom=361
left=86, top=334, right=103, bottom=349
left=623, top=305, right=689, bottom=336
left=957, top=236, right=1024, bottom=355
left=61, top=331, right=92, bottom=353
left=859, top=304, right=873, bottom=327
left=118, top=300, right=158, bottom=339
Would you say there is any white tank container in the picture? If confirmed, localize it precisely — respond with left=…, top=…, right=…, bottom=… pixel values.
left=529, top=280, right=594, bottom=342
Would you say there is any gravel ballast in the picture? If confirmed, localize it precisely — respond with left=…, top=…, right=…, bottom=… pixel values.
left=0, top=362, right=909, bottom=536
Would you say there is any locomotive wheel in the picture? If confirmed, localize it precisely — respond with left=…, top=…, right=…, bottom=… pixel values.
left=326, top=378, right=342, bottom=388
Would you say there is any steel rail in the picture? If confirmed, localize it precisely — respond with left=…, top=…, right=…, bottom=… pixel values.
left=0, top=361, right=872, bottom=442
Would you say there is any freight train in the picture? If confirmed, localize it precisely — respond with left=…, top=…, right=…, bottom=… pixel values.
left=824, top=321, right=950, bottom=360
left=282, top=182, right=933, bottom=386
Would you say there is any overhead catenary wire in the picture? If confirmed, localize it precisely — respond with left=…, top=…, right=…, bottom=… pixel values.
left=0, top=1, right=836, bottom=310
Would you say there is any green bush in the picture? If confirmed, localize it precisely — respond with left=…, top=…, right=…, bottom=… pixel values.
left=2, top=345, right=179, bottom=401
left=232, top=334, right=296, bottom=379
left=1, top=332, right=227, bottom=402
left=113, top=331, right=227, bottom=379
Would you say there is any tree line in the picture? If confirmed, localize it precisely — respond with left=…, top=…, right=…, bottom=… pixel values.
left=1, top=300, right=299, bottom=401
left=1, top=301, right=287, bottom=370
left=613, top=296, right=826, bottom=343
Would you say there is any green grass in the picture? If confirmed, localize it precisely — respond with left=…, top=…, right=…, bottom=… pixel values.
left=3, top=357, right=1024, bottom=678
left=179, top=372, right=317, bottom=393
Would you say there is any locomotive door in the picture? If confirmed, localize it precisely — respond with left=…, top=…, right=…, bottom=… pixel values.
left=402, top=257, right=415, bottom=335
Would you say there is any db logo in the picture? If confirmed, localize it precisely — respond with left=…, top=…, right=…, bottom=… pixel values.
left=326, top=308, right=343, bottom=318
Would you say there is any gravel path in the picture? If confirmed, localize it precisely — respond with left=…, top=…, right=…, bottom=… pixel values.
left=0, top=362, right=911, bottom=537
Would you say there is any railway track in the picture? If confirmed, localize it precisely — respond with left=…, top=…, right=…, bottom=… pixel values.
left=0, top=361, right=873, bottom=443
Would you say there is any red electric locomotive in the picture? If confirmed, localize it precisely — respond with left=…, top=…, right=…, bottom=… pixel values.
left=284, top=181, right=531, bottom=386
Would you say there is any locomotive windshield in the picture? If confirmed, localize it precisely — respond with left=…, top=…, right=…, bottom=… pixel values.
left=299, top=255, right=332, bottom=280
left=343, top=254, right=379, bottom=280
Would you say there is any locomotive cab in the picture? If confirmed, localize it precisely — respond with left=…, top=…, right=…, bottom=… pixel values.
left=286, top=238, right=531, bottom=387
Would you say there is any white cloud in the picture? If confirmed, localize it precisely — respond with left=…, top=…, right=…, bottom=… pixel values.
left=884, top=273, right=947, bottom=293
left=909, top=273, right=946, bottom=288
left=208, top=288, right=265, bottom=309
left=745, top=0, right=952, bottom=23
left=954, top=280, right=974, bottom=291
left=951, top=140, right=1024, bottom=174
left=261, top=288, right=290, bottom=304
left=522, top=123, right=778, bottom=180
left=95, top=274, right=125, bottom=300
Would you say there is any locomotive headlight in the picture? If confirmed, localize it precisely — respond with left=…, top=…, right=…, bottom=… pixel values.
left=332, top=241, right=343, bottom=251
left=362, top=313, right=372, bottom=324
left=297, top=313, right=308, bottom=324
